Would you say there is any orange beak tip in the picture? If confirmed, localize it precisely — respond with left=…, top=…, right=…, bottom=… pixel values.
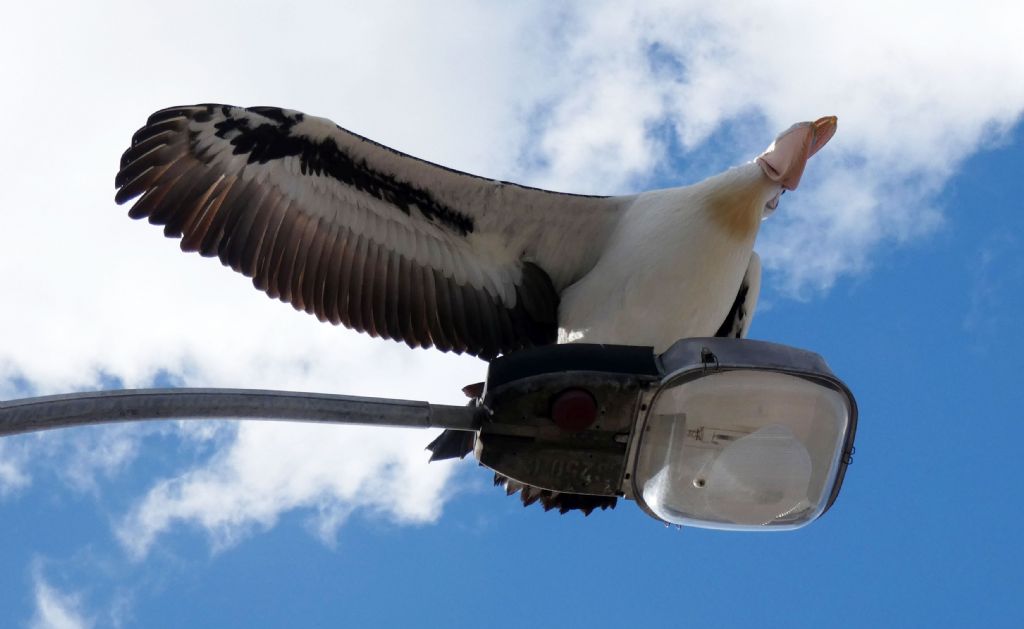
left=809, top=116, right=838, bottom=156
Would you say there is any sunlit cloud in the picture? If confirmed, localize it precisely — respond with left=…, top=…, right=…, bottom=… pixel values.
left=117, top=423, right=458, bottom=558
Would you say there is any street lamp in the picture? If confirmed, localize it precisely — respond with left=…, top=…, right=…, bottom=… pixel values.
left=476, top=337, right=856, bottom=530
left=0, top=337, right=856, bottom=530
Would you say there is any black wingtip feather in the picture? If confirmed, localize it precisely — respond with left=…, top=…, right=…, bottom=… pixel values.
left=426, top=430, right=475, bottom=462
left=492, top=473, right=618, bottom=515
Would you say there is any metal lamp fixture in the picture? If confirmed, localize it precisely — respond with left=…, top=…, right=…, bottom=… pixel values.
left=477, top=338, right=857, bottom=530
left=0, top=338, right=857, bottom=531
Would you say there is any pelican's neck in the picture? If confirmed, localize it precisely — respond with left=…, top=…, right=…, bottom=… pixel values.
left=698, top=162, right=776, bottom=242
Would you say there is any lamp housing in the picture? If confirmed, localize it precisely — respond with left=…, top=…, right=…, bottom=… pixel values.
left=475, top=337, right=857, bottom=530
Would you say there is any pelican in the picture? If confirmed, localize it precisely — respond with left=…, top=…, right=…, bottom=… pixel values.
left=115, top=104, right=836, bottom=514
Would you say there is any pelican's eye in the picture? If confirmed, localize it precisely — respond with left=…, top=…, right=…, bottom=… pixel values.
left=763, top=190, right=783, bottom=217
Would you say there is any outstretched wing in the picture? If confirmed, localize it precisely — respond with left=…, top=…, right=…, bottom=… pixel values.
left=715, top=252, right=761, bottom=339
left=115, top=104, right=626, bottom=358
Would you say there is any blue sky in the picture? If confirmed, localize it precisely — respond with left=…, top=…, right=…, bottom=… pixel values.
left=2, top=2, right=1024, bottom=627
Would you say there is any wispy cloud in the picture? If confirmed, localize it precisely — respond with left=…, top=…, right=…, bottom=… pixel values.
left=964, top=232, right=1022, bottom=350
left=61, top=425, right=142, bottom=494
left=0, top=425, right=143, bottom=498
left=30, top=570, right=91, bottom=629
left=2, top=1, right=1023, bottom=554
left=0, top=441, right=31, bottom=496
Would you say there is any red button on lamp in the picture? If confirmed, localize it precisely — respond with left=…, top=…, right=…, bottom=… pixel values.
left=550, top=388, right=598, bottom=432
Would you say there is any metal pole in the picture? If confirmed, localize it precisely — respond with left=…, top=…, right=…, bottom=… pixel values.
left=0, top=388, right=480, bottom=438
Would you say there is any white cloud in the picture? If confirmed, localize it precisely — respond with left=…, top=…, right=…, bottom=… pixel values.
left=30, top=573, right=91, bottom=629
left=117, top=422, right=458, bottom=558
left=2, top=1, right=1024, bottom=554
left=0, top=441, right=31, bottom=495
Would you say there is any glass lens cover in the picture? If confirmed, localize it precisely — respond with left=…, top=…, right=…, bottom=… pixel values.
left=635, top=370, right=850, bottom=530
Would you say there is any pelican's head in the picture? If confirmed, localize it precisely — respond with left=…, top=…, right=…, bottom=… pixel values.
left=756, top=116, right=837, bottom=216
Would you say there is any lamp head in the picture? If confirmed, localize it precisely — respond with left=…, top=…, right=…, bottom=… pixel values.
left=475, top=338, right=857, bottom=530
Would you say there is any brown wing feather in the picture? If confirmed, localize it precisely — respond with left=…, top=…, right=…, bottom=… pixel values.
left=114, top=104, right=571, bottom=359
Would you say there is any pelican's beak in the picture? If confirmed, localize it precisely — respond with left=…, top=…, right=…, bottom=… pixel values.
left=756, top=116, right=837, bottom=191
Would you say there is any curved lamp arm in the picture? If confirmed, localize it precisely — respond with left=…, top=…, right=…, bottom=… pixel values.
left=0, top=388, right=480, bottom=438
